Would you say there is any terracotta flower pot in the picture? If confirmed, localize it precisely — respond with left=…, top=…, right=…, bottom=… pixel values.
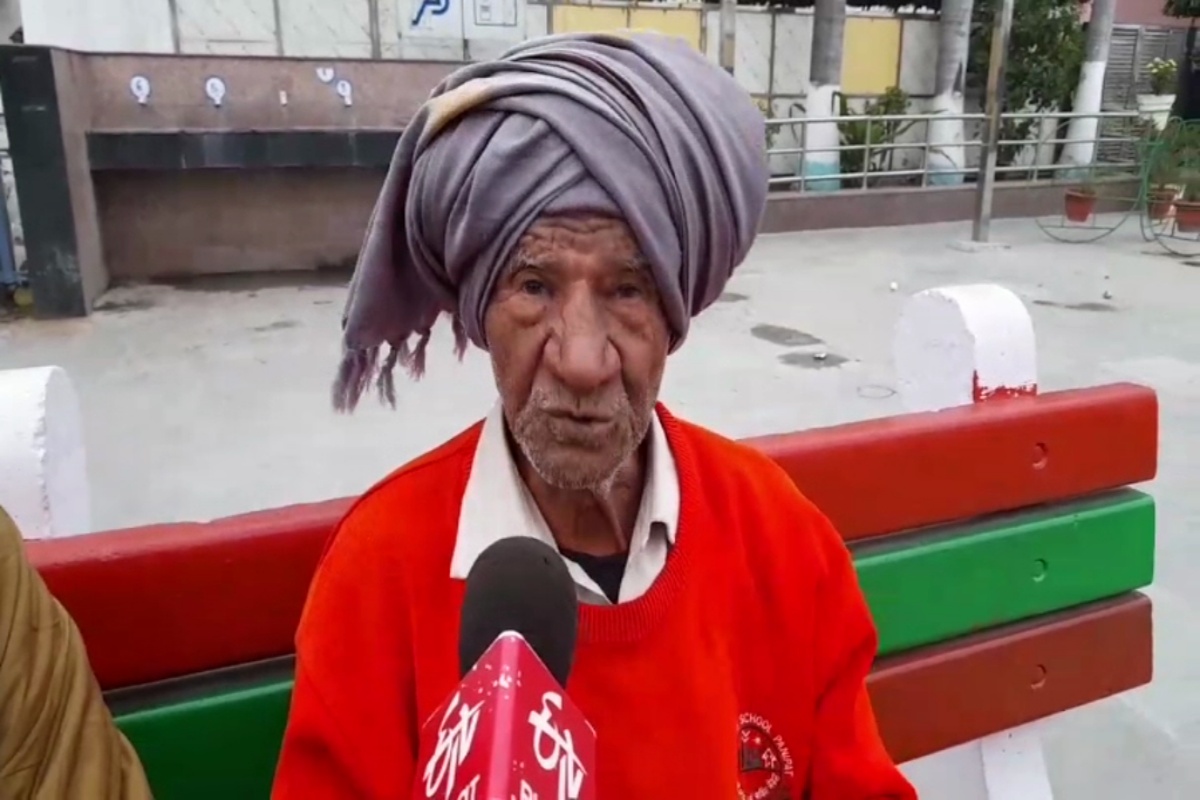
left=1148, top=188, right=1177, bottom=220
left=1064, top=189, right=1097, bottom=223
left=1175, top=199, right=1200, bottom=233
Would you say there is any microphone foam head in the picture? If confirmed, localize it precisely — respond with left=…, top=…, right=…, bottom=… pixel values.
left=459, top=537, right=579, bottom=686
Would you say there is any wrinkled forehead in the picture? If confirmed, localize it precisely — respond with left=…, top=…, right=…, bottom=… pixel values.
left=504, top=175, right=651, bottom=272
left=506, top=213, right=649, bottom=276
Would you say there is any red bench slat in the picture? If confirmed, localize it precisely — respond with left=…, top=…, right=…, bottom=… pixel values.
left=870, top=593, right=1153, bottom=762
left=749, top=382, right=1157, bottom=541
left=29, top=499, right=350, bottom=689
left=26, top=384, right=1157, bottom=689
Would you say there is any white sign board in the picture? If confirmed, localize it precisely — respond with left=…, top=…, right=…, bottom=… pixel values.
left=399, top=0, right=523, bottom=42
left=468, top=0, right=522, bottom=36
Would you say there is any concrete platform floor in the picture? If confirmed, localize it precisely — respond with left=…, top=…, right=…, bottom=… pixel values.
left=3, top=215, right=1200, bottom=797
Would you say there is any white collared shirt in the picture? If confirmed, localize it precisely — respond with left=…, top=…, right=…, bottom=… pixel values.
left=451, top=401, right=681, bottom=605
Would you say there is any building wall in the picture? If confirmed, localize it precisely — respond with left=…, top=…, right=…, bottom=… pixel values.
left=0, top=0, right=20, bottom=41
left=4, top=2, right=946, bottom=289
left=14, top=0, right=936, bottom=101
left=1113, top=0, right=1189, bottom=29
left=24, top=0, right=174, bottom=52
left=13, top=0, right=940, bottom=181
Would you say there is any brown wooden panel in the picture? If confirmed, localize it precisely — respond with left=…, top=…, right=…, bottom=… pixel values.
left=869, top=593, right=1153, bottom=763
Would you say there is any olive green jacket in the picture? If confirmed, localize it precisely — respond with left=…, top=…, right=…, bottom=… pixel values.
left=0, top=507, right=153, bottom=799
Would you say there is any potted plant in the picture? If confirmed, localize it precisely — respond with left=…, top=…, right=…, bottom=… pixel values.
left=1147, top=150, right=1180, bottom=220
left=1064, top=184, right=1097, bottom=222
left=1175, top=178, right=1200, bottom=232
left=1149, top=184, right=1179, bottom=219
left=1138, top=58, right=1178, bottom=130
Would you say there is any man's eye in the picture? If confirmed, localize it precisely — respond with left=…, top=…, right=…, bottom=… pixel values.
left=615, top=283, right=643, bottom=300
left=520, top=279, right=547, bottom=296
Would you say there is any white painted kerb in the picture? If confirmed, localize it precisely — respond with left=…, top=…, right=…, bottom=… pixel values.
left=893, top=284, right=1037, bottom=414
left=0, top=366, right=91, bottom=539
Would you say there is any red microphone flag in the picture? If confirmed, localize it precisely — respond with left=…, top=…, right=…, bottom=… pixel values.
left=415, top=631, right=596, bottom=800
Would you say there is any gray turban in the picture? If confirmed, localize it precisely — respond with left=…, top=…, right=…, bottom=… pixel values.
left=334, top=30, right=769, bottom=411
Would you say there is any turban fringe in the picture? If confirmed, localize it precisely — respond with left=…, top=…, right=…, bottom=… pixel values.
left=333, top=31, right=769, bottom=412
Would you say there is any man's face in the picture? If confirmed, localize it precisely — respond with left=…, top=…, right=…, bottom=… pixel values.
left=484, top=214, right=671, bottom=491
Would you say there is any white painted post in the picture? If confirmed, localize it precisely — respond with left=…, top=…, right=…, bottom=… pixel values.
left=803, top=0, right=846, bottom=192
left=893, top=283, right=1037, bottom=413
left=980, top=727, right=1054, bottom=800
left=892, top=283, right=1053, bottom=800
left=1059, top=0, right=1116, bottom=173
left=927, top=0, right=974, bottom=187
left=0, top=366, right=91, bottom=539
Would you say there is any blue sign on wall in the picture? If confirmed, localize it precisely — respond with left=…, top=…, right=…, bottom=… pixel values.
left=412, top=0, right=451, bottom=26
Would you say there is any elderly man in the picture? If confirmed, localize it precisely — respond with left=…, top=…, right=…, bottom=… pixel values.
left=0, top=507, right=153, bottom=799
left=273, top=31, right=914, bottom=800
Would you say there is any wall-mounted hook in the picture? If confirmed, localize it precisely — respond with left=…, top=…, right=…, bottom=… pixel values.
left=129, top=75, right=151, bottom=105
left=204, top=76, right=227, bottom=108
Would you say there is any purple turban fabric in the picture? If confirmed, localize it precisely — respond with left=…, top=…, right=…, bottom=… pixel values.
left=333, top=31, right=769, bottom=412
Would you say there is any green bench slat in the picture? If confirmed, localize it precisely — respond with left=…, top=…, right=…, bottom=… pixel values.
left=118, top=680, right=292, bottom=800
left=858, top=488, right=1155, bottom=655
left=115, top=489, right=1155, bottom=800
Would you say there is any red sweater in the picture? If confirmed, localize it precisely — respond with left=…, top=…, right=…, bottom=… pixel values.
left=272, top=408, right=915, bottom=800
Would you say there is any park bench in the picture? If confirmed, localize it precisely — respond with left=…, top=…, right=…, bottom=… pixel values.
left=8, top=283, right=1158, bottom=799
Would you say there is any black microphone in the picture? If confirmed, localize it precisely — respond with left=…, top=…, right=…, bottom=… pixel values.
left=459, top=536, right=579, bottom=684
left=415, top=537, right=594, bottom=800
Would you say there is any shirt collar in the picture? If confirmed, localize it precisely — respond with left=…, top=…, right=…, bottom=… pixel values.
left=451, top=400, right=679, bottom=580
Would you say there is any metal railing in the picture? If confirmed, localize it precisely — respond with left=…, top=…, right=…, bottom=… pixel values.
left=765, top=109, right=1145, bottom=191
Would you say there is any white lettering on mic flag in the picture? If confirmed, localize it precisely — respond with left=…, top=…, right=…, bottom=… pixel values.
left=456, top=775, right=480, bottom=800
left=528, top=692, right=587, bottom=800
left=520, top=781, right=539, bottom=800
left=424, top=692, right=483, bottom=800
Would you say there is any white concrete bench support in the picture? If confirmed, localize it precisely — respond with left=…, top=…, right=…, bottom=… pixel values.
left=0, top=365, right=91, bottom=538
left=893, top=283, right=1053, bottom=800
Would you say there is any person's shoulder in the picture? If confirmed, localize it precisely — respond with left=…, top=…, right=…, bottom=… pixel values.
left=313, top=420, right=484, bottom=578
left=347, top=420, right=483, bottom=528
left=296, top=420, right=484, bottom=643
left=666, top=410, right=810, bottom=500
left=0, top=506, right=21, bottom=555
left=0, top=506, right=27, bottom=598
left=0, top=506, right=32, bottom=588
left=664, top=409, right=844, bottom=568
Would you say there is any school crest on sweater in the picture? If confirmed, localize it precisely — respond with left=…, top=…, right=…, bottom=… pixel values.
left=737, top=711, right=795, bottom=800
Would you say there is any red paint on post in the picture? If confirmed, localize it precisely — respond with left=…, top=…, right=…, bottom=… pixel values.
left=971, top=370, right=1038, bottom=403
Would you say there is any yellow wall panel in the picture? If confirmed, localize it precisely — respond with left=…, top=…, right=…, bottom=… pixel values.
left=628, top=8, right=702, bottom=51
left=551, top=5, right=629, bottom=35
left=841, top=17, right=901, bottom=95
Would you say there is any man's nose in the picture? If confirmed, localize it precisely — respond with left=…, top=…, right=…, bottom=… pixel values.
left=545, top=287, right=620, bottom=394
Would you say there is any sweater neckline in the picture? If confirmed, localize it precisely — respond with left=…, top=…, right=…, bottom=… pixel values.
left=575, top=404, right=703, bottom=644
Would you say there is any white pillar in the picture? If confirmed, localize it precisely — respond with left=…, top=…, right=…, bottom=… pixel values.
left=892, top=284, right=1052, bottom=800
left=802, top=84, right=842, bottom=192
left=893, top=283, right=1037, bottom=413
left=0, top=366, right=91, bottom=539
left=927, top=93, right=968, bottom=186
